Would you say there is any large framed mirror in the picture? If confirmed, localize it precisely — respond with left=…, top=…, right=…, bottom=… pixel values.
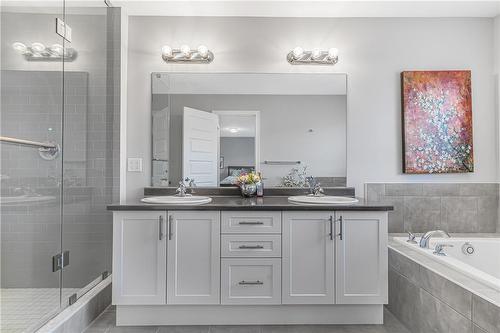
left=151, top=73, right=347, bottom=188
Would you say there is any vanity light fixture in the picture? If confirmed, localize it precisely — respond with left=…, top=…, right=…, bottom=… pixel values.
left=161, top=44, right=214, bottom=63
left=12, top=41, right=77, bottom=61
left=287, top=47, right=339, bottom=65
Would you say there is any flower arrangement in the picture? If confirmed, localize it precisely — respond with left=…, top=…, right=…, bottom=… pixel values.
left=236, top=172, right=261, bottom=185
left=236, top=172, right=261, bottom=197
left=279, top=166, right=309, bottom=187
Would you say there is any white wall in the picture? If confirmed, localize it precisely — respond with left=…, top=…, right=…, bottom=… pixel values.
left=127, top=16, right=497, bottom=199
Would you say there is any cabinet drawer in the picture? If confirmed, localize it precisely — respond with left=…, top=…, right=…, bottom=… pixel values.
left=221, top=211, right=281, bottom=234
left=221, top=235, right=281, bottom=258
left=221, top=258, right=281, bottom=305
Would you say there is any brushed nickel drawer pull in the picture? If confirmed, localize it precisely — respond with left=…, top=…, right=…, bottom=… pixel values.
left=329, top=216, right=333, bottom=240
left=239, top=280, right=264, bottom=285
left=168, top=215, right=173, bottom=240
left=338, top=216, right=343, bottom=240
left=159, top=216, right=164, bottom=240
left=238, top=221, right=264, bottom=225
left=238, top=245, right=264, bottom=249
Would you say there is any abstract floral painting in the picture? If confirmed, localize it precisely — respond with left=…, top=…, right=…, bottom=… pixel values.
left=402, top=70, right=473, bottom=173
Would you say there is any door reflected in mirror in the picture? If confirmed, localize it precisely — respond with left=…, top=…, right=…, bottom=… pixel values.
left=151, top=73, right=347, bottom=188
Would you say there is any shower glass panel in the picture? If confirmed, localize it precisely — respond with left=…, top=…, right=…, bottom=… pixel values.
left=61, top=2, right=116, bottom=302
left=0, top=2, right=65, bottom=332
left=1, top=1, right=119, bottom=332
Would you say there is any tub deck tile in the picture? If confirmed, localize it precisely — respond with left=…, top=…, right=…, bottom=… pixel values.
left=418, top=265, right=472, bottom=319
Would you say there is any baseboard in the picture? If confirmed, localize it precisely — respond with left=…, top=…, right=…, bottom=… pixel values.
left=37, top=276, right=112, bottom=333
left=117, top=304, right=383, bottom=326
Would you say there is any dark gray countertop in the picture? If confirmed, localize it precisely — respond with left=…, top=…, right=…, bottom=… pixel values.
left=107, top=196, right=393, bottom=211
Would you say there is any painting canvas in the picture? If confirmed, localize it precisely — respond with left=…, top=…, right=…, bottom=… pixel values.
left=401, top=70, right=473, bottom=174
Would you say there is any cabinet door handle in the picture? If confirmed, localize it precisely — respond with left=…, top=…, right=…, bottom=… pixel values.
left=238, top=245, right=264, bottom=249
left=338, top=216, right=343, bottom=240
left=239, top=280, right=264, bottom=285
left=329, top=216, right=333, bottom=240
left=238, top=221, right=264, bottom=225
left=159, top=215, right=164, bottom=240
left=168, top=215, right=173, bottom=240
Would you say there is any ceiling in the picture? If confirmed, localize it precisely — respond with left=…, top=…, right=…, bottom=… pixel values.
left=2, top=1, right=499, bottom=17
left=113, top=0, right=500, bottom=17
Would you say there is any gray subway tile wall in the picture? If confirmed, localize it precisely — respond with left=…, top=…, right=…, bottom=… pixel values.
left=365, top=183, right=500, bottom=233
left=1, top=70, right=65, bottom=288
left=1, top=69, right=116, bottom=289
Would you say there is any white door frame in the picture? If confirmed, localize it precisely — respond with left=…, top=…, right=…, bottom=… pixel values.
left=212, top=110, right=261, bottom=174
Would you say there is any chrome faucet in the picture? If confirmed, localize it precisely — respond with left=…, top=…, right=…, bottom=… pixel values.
left=312, top=183, right=324, bottom=196
left=433, top=243, right=454, bottom=256
left=419, top=230, right=451, bottom=248
left=176, top=181, right=188, bottom=197
left=306, top=176, right=324, bottom=196
left=187, top=177, right=196, bottom=194
left=176, top=178, right=196, bottom=197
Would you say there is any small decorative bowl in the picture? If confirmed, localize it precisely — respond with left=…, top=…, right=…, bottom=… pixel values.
left=240, top=183, right=257, bottom=198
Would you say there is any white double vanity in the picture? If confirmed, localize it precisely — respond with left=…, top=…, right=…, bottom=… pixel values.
left=111, top=72, right=391, bottom=326
left=109, top=203, right=390, bottom=326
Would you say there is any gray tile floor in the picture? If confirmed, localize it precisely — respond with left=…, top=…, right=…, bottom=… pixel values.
left=84, top=306, right=410, bottom=333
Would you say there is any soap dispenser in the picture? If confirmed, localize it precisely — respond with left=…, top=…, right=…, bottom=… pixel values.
left=256, top=172, right=264, bottom=197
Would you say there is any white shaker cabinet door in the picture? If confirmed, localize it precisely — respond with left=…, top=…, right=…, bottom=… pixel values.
left=282, top=211, right=335, bottom=304
left=335, top=211, right=388, bottom=304
left=112, top=211, right=167, bottom=305
left=167, top=211, right=221, bottom=304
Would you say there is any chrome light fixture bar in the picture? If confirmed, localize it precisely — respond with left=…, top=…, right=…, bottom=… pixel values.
left=161, top=45, right=214, bottom=64
left=287, top=47, right=339, bottom=65
left=12, top=42, right=77, bottom=62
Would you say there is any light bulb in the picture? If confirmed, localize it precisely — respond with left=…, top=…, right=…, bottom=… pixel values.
left=327, top=48, right=339, bottom=59
left=197, top=45, right=209, bottom=58
left=292, top=46, right=304, bottom=59
left=50, top=44, right=64, bottom=56
left=161, top=45, right=173, bottom=58
left=180, top=45, right=191, bottom=57
left=311, top=48, right=322, bottom=59
left=31, top=42, right=46, bottom=53
left=12, top=42, right=27, bottom=54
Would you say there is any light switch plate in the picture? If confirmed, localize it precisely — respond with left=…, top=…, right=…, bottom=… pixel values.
left=127, top=158, right=143, bottom=172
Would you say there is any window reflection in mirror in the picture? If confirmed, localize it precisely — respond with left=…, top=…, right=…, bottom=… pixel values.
left=151, top=73, right=347, bottom=188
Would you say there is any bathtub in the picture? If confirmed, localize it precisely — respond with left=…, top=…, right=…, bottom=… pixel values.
left=393, top=236, right=500, bottom=291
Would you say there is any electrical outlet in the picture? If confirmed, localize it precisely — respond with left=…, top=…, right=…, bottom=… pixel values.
left=127, top=158, right=143, bottom=172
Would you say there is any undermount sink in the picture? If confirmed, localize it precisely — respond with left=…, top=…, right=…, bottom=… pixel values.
left=141, top=195, right=212, bottom=205
left=288, top=195, right=359, bottom=205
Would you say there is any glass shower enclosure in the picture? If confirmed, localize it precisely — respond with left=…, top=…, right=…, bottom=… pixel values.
left=0, top=1, right=120, bottom=332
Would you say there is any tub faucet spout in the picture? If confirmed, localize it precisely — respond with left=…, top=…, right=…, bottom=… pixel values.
left=419, top=230, right=451, bottom=248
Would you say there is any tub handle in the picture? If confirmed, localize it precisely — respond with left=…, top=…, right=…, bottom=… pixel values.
left=433, top=243, right=453, bottom=256
left=406, top=231, right=417, bottom=244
